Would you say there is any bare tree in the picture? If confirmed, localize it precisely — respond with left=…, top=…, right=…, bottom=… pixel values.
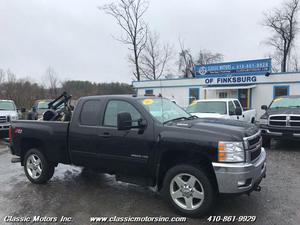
left=178, top=39, right=194, bottom=78
left=44, top=67, right=59, bottom=98
left=0, top=69, right=5, bottom=85
left=139, top=31, right=173, bottom=80
left=290, top=53, right=300, bottom=71
left=101, top=0, right=149, bottom=81
left=263, top=0, right=299, bottom=72
left=196, top=50, right=223, bottom=65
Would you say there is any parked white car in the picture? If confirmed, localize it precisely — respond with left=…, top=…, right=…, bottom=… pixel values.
left=0, top=100, right=18, bottom=138
left=186, top=98, right=256, bottom=123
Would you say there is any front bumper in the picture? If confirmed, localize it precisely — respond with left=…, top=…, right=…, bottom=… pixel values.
left=260, top=126, right=300, bottom=139
left=212, top=148, right=266, bottom=194
left=0, top=124, right=10, bottom=138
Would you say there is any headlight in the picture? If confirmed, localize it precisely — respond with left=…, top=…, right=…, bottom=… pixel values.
left=11, top=116, right=18, bottom=121
left=218, top=141, right=245, bottom=162
left=259, top=118, right=268, bottom=125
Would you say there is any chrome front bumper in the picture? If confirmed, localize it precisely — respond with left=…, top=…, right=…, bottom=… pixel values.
left=212, top=148, right=266, bottom=194
left=261, top=128, right=300, bottom=138
left=0, top=123, right=10, bottom=131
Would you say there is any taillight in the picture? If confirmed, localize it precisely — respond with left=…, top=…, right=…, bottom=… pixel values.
left=9, top=127, right=12, bottom=144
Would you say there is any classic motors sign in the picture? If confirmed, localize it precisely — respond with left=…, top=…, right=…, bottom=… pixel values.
left=195, top=58, right=271, bottom=77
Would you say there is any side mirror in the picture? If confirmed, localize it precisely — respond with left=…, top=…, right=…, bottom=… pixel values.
left=117, top=112, right=132, bottom=130
left=235, top=107, right=243, bottom=116
left=261, top=105, right=268, bottom=110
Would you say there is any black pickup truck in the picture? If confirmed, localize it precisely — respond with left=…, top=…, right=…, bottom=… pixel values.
left=260, top=95, right=300, bottom=147
left=9, top=95, right=266, bottom=217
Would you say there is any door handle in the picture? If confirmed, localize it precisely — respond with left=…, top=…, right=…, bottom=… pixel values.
left=98, top=132, right=112, bottom=138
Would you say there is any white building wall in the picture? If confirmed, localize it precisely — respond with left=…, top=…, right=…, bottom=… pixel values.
left=290, top=83, right=300, bottom=95
left=252, top=84, right=274, bottom=118
left=133, top=72, right=300, bottom=118
left=137, top=86, right=191, bottom=107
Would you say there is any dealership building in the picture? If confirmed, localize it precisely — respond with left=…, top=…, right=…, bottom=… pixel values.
left=132, top=58, right=300, bottom=118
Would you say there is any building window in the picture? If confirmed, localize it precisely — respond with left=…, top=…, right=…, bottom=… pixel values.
left=145, top=89, right=153, bottom=95
left=189, top=88, right=200, bottom=104
left=219, top=92, right=228, bottom=98
left=273, top=86, right=289, bottom=98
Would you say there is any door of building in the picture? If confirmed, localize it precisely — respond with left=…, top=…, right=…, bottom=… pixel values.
left=238, top=89, right=250, bottom=110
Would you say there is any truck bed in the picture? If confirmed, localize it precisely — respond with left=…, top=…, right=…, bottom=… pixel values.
left=11, top=120, right=71, bottom=164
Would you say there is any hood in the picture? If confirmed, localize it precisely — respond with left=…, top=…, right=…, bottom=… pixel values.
left=0, top=110, right=18, bottom=119
left=168, top=118, right=259, bottom=141
left=191, top=112, right=227, bottom=119
left=261, top=107, right=300, bottom=118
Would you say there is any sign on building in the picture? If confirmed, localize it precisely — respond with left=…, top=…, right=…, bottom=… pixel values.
left=194, top=58, right=272, bottom=77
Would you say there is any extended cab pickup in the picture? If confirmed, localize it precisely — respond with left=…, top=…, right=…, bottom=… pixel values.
left=260, top=95, right=300, bottom=147
left=9, top=95, right=266, bottom=217
left=187, top=99, right=256, bottom=123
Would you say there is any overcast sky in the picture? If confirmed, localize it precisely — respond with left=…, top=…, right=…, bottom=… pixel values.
left=0, top=0, right=291, bottom=84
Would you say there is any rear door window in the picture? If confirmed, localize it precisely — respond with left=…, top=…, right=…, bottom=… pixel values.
left=80, top=100, right=102, bottom=126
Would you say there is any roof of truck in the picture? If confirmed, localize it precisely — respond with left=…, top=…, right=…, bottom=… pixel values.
left=0, top=99, right=15, bottom=102
left=193, top=98, right=238, bottom=102
left=274, top=95, right=300, bottom=98
left=79, top=94, right=163, bottom=100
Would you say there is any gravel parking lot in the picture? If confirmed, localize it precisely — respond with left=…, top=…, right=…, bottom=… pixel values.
left=0, top=140, right=299, bottom=225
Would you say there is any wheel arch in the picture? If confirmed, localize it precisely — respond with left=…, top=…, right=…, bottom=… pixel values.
left=20, top=138, right=46, bottom=166
left=156, top=150, right=218, bottom=192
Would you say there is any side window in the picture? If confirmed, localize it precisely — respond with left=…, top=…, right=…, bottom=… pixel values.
left=80, top=100, right=101, bottom=126
left=103, top=100, right=141, bottom=127
left=228, top=101, right=236, bottom=115
left=233, top=100, right=242, bottom=111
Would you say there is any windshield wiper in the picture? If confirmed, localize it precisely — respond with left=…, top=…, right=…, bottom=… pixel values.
left=188, top=115, right=198, bottom=119
left=163, top=117, right=190, bottom=124
left=271, top=106, right=287, bottom=109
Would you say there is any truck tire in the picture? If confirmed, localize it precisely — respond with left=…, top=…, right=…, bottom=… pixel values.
left=162, top=164, right=216, bottom=217
left=262, top=137, right=271, bottom=148
left=23, top=148, right=55, bottom=184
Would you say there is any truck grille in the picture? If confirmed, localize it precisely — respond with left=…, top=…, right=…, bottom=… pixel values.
left=269, top=114, right=300, bottom=127
left=0, top=116, right=7, bottom=123
left=251, top=147, right=261, bottom=161
left=243, top=131, right=262, bottom=162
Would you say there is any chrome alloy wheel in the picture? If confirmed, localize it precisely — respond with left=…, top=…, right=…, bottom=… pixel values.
left=26, top=154, right=42, bottom=179
left=170, top=173, right=204, bottom=210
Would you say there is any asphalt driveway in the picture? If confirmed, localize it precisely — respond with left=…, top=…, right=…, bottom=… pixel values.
left=0, top=140, right=299, bottom=225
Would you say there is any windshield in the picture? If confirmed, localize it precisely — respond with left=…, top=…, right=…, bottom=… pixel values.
left=0, top=101, right=16, bottom=111
left=139, top=98, right=191, bottom=123
left=186, top=101, right=227, bottom=114
left=270, top=97, right=300, bottom=108
left=37, top=101, right=51, bottom=109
